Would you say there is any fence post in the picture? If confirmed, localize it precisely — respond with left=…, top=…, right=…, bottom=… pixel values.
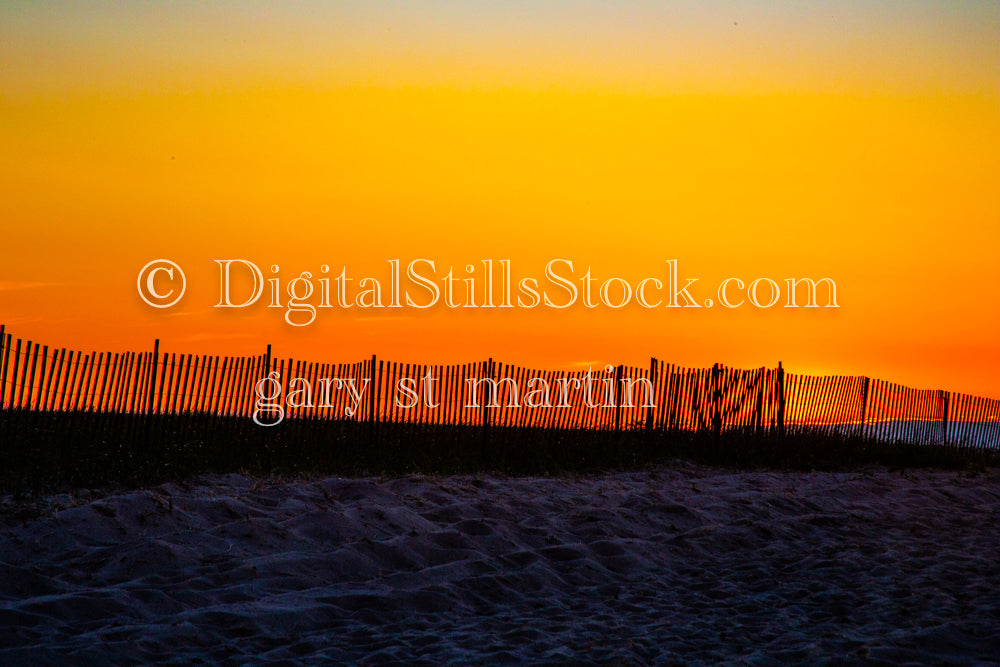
left=140, top=342, right=159, bottom=452
left=0, top=325, right=4, bottom=464
left=259, top=345, right=270, bottom=422
left=480, top=358, right=493, bottom=464
left=613, top=364, right=623, bottom=432
left=754, top=367, right=765, bottom=434
left=148, top=339, right=160, bottom=414
left=711, top=363, right=722, bottom=438
left=368, top=354, right=377, bottom=444
left=941, top=390, right=949, bottom=446
left=645, top=357, right=657, bottom=432
left=481, top=358, right=493, bottom=434
left=859, top=376, right=870, bottom=437
left=776, top=361, right=785, bottom=438
left=0, top=324, right=5, bottom=410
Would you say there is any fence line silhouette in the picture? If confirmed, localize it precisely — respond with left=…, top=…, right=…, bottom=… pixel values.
left=0, top=325, right=997, bottom=449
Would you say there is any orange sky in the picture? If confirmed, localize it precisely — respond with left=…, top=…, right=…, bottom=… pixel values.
left=1, top=2, right=998, bottom=398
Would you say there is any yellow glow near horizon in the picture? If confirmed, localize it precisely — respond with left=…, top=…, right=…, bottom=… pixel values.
left=1, top=3, right=998, bottom=398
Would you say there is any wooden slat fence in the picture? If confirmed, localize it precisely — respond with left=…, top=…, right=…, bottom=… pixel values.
left=0, top=325, right=997, bottom=449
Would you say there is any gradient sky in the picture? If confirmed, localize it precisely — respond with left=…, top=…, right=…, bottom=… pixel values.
left=1, top=1, right=998, bottom=398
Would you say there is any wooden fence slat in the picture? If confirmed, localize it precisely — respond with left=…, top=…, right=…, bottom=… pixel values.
left=59, top=350, right=76, bottom=412
left=48, top=349, right=66, bottom=412
left=0, top=326, right=7, bottom=409
left=108, top=353, right=125, bottom=412
left=7, top=339, right=21, bottom=408
left=72, top=352, right=90, bottom=412
left=15, top=340, right=29, bottom=409
left=36, top=345, right=52, bottom=411
left=94, top=351, right=111, bottom=413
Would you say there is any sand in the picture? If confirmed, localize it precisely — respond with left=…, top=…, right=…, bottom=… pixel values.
left=1, top=466, right=998, bottom=664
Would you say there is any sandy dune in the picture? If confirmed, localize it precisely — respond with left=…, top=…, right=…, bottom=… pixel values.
left=2, top=466, right=998, bottom=664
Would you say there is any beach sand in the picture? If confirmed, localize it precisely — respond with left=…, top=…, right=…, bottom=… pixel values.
left=2, top=466, right=998, bottom=664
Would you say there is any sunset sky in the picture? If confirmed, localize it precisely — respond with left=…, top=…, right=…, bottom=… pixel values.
left=1, top=1, right=998, bottom=398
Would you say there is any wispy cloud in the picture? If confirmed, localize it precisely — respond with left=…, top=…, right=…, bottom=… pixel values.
left=0, top=281, right=58, bottom=292
left=0, top=316, right=43, bottom=326
left=177, top=332, right=258, bottom=343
